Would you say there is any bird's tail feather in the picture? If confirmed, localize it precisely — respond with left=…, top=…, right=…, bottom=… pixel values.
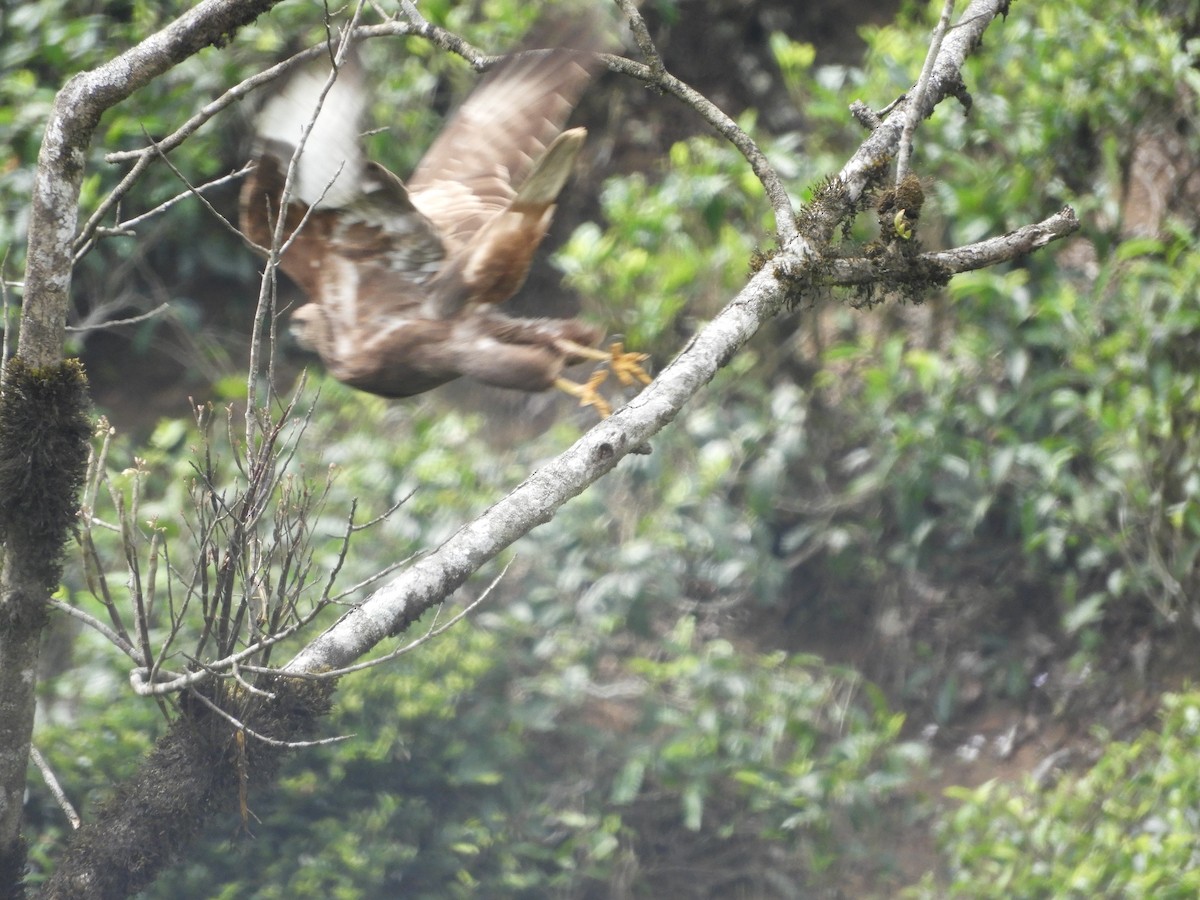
left=514, top=128, right=587, bottom=206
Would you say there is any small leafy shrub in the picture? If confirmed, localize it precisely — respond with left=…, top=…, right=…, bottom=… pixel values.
left=918, top=691, right=1200, bottom=898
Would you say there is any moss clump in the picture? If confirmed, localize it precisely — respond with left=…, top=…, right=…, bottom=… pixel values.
left=0, top=356, right=92, bottom=588
left=874, top=172, right=926, bottom=243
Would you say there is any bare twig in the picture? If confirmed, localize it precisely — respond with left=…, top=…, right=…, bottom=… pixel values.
left=246, top=0, right=368, bottom=448
left=616, top=0, right=665, bottom=80
left=818, top=207, right=1081, bottom=285
left=45, top=598, right=143, bottom=664
left=64, top=302, right=170, bottom=334
left=79, top=425, right=139, bottom=654
left=307, top=558, right=512, bottom=679
left=185, top=688, right=351, bottom=748
left=29, top=747, right=81, bottom=831
left=75, top=164, right=254, bottom=263
left=231, top=661, right=276, bottom=698
left=350, top=491, right=413, bottom=533
left=129, top=614, right=310, bottom=696
left=896, top=0, right=957, bottom=185
left=600, top=12, right=798, bottom=242
left=327, top=556, right=415, bottom=604
left=367, top=0, right=392, bottom=22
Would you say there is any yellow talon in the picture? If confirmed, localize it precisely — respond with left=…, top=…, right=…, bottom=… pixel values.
left=553, top=338, right=652, bottom=418
left=555, top=369, right=613, bottom=418
left=606, top=341, right=652, bottom=387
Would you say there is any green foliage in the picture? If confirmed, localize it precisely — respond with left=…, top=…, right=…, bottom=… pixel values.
left=140, top=604, right=923, bottom=898
left=1031, top=233, right=1200, bottom=622
left=789, top=237, right=1200, bottom=626
left=735, top=0, right=1200, bottom=714
left=555, top=132, right=778, bottom=354
left=917, top=691, right=1200, bottom=898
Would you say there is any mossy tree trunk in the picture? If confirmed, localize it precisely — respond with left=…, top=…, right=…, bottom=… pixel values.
left=1, top=0, right=1064, bottom=895
left=0, top=2, right=285, bottom=893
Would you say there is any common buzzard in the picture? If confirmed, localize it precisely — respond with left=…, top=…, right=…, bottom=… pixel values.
left=239, top=31, right=647, bottom=415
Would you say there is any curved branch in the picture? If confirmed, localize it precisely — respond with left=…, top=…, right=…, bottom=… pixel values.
left=286, top=0, right=1020, bottom=677
left=896, top=0, right=957, bottom=186
left=605, top=0, right=798, bottom=242
left=21, top=0, right=286, bottom=368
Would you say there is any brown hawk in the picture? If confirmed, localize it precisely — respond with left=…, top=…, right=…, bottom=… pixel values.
left=239, top=32, right=647, bottom=414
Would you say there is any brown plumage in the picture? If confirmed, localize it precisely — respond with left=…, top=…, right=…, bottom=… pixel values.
left=239, top=33, right=642, bottom=406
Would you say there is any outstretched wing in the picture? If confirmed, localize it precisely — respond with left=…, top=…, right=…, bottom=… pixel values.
left=240, top=55, right=446, bottom=317
left=252, top=54, right=368, bottom=209
left=238, top=22, right=617, bottom=400
left=407, top=44, right=606, bottom=252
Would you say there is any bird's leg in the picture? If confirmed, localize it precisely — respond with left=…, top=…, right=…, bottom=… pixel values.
left=557, top=340, right=652, bottom=387
left=555, top=368, right=613, bottom=418
left=551, top=339, right=651, bottom=417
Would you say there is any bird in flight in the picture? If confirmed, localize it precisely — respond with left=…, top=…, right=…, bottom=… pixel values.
left=239, top=29, right=649, bottom=416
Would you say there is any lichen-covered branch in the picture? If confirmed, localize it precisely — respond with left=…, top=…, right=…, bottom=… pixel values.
left=285, top=0, right=1028, bottom=676
left=820, top=207, right=1081, bottom=287
left=0, top=359, right=91, bottom=893
left=38, top=676, right=334, bottom=899
left=4, top=0, right=288, bottom=890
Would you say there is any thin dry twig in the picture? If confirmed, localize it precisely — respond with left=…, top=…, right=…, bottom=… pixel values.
left=64, top=302, right=171, bottom=334
left=604, top=3, right=798, bottom=242
left=185, top=687, right=352, bottom=749
left=268, top=559, right=512, bottom=680
left=129, top=613, right=311, bottom=696
left=327, top=555, right=415, bottom=604
left=46, top=598, right=143, bottom=664
left=350, top=491, right=414, bottom=533
left=615, top=0, right=665, bottom=80
left=896, top=0, right=957, bottom=185
left=818, top=207, right=1080, bottom=285
left=75, top=164, right=254, bottom=263
left=246, top=0, right=368, bottom=447
left=29, top=748, right=81, bottom=831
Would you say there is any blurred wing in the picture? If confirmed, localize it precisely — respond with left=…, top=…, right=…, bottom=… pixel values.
left=427, top=127, right=586, bottom=314
left=407, top=46, right=604, bottom=250
left=254, top=55, right=368, bottom=208
left=337, top=162, right=445, bottom=279
left=242, top=58, right=447, bottom=315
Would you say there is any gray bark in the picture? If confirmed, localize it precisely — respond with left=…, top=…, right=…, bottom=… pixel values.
left=1, top=1, right=286, bottom=892
left=8, top=0, right=1070, bottom=896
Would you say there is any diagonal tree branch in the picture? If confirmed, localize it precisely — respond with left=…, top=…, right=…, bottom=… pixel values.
left=27, top=1, right=1073, bottom=894
left=288, top=0, right=1044, bottom=676
left=822, top=207, right=1081, bottom=286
